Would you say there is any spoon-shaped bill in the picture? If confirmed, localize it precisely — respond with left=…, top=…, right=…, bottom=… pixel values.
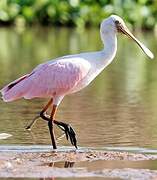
left=120, top=25, right=154, bottom=59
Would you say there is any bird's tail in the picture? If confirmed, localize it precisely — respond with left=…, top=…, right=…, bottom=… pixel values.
left=0, top=74, right=29, bottom=102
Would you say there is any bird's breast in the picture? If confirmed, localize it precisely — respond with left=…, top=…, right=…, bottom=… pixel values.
left=68, top=56, right=114, bottom=94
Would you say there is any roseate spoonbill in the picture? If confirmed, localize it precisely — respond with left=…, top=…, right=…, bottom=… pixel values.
left=0, top=15, right=154, bottom=149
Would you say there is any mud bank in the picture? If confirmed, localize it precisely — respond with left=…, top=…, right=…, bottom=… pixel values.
left=1, top=147, right=157, bottom=179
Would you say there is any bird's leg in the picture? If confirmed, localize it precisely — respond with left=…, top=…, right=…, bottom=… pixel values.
left=25, top=98, right=53, bottom=130
left=48, top=105, right=57, bottom=149
left=26, top=98, right=77, bottom=148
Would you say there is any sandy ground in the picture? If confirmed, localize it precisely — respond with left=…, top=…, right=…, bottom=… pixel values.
left=1, top=149, right=157, bottom=179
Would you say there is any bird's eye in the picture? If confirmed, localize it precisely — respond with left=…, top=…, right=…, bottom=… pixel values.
left=115, top=20, right=119, bottom=24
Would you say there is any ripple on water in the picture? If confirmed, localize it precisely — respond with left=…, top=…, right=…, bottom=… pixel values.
left=1, top=145, right=157, bottom=154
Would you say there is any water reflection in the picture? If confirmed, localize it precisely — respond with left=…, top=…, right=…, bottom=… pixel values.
left=39, top=161, right=75, bottom=180
left=0, top=27, right=157, bottom=149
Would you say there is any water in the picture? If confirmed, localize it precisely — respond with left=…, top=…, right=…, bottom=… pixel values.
left=0, top=26, right=157, bottom=179
left=0, top=26, right=156, bottom=148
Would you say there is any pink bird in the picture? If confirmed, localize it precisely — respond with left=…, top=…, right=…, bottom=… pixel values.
left=1, top=15, right=154, bottom=149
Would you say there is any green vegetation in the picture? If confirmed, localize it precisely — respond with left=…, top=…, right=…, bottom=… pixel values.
left=0, top=0, right=156, bottom=29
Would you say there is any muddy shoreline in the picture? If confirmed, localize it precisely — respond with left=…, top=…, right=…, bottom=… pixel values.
left=1, top=146, right=157, bottom=179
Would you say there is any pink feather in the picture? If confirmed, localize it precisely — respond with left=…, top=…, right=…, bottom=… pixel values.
left=0, top=59, right=90, bottom=102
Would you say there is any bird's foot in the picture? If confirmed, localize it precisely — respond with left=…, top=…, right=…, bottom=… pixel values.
left=25, top=114, right=40, bottom=130
left=25, top=111, right=49, bottom=130
left=54, top=120, right=78, bottom=149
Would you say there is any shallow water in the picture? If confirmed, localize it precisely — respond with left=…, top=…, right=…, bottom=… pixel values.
left=0, top=27, right=157, bottom=148
left=0, top=26, right=157, bottom=179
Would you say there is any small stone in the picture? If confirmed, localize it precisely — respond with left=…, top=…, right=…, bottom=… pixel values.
left=5, top=162, right=13, bottom=169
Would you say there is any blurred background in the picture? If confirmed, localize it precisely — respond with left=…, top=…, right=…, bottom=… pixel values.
left=0, top=0, right=157, bottom=30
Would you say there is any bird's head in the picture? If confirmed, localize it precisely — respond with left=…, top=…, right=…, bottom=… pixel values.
left=101, top=15, right=154, bottom=59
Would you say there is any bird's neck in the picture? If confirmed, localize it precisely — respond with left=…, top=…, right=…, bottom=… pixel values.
left=100, top=30, right=117, bottom=64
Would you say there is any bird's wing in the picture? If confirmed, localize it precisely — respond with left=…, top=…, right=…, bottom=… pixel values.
left=22, top=57, right=91, bottom=98
left=1, top=57, right=91, bottom=102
